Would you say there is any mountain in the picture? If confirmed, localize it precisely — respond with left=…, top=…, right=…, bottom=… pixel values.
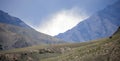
left=0, top=10, right=64, bottom=50
left=56, top=0, right=120, bottom=42
left=0, top=10, right=32, bottom=29
left=0, top=25, right=120, bottom=61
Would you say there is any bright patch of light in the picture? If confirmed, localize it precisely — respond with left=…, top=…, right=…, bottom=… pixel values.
left=37, top=7, right=88, bottom=36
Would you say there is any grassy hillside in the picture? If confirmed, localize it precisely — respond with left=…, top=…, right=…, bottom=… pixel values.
left=0, top=27, right=120, bottom=61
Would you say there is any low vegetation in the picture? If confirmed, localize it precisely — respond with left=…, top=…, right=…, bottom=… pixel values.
left=0, top=28, right=120, bottom=61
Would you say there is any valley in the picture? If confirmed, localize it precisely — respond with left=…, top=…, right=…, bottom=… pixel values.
left=0, top=27, right=120, bottom=61
left=0, top=0, right=120, bottom=61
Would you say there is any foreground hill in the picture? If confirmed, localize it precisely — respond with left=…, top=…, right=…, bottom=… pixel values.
left=0, top=10, right=64, bottom=50
left=0, top=27, right=119, bottom=61
left=56, top=0, right=120, bottom=42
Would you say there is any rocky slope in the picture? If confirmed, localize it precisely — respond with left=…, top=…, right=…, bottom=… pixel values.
left=56, top=0, right=120, bottom=42
left=0, top=10, right=64, bottom=50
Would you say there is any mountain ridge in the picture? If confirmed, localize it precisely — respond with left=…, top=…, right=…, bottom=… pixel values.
left=0, top=10, right=65, bottom=50
left=0, top=10, right=32, bottom=29
left=56, top=0, right=120, bottom=42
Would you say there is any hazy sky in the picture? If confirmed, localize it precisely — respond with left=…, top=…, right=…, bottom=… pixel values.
left=0, top=0, right=118, bottom=36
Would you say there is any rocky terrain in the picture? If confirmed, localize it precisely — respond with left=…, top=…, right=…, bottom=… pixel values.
left=0, top=10, right=64, bottom=50
left=56, top=0, right=120, bottom=42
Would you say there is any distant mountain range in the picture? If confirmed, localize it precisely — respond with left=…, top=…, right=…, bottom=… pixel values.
left=0, top=10, right=64, bottom=50
left=56, top=0, right=120, bottom=42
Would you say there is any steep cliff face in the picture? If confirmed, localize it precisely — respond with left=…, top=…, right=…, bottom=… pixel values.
left=0, top=10, right=64, bottom=50
left=56, top=0, right=120, bottom=42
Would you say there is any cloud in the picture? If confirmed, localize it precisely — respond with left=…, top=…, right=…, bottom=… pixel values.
left=36, top=7, right=88, bottom=36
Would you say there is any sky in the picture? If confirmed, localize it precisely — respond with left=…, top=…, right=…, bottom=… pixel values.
left=0, top=0, right=118, bottom=36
